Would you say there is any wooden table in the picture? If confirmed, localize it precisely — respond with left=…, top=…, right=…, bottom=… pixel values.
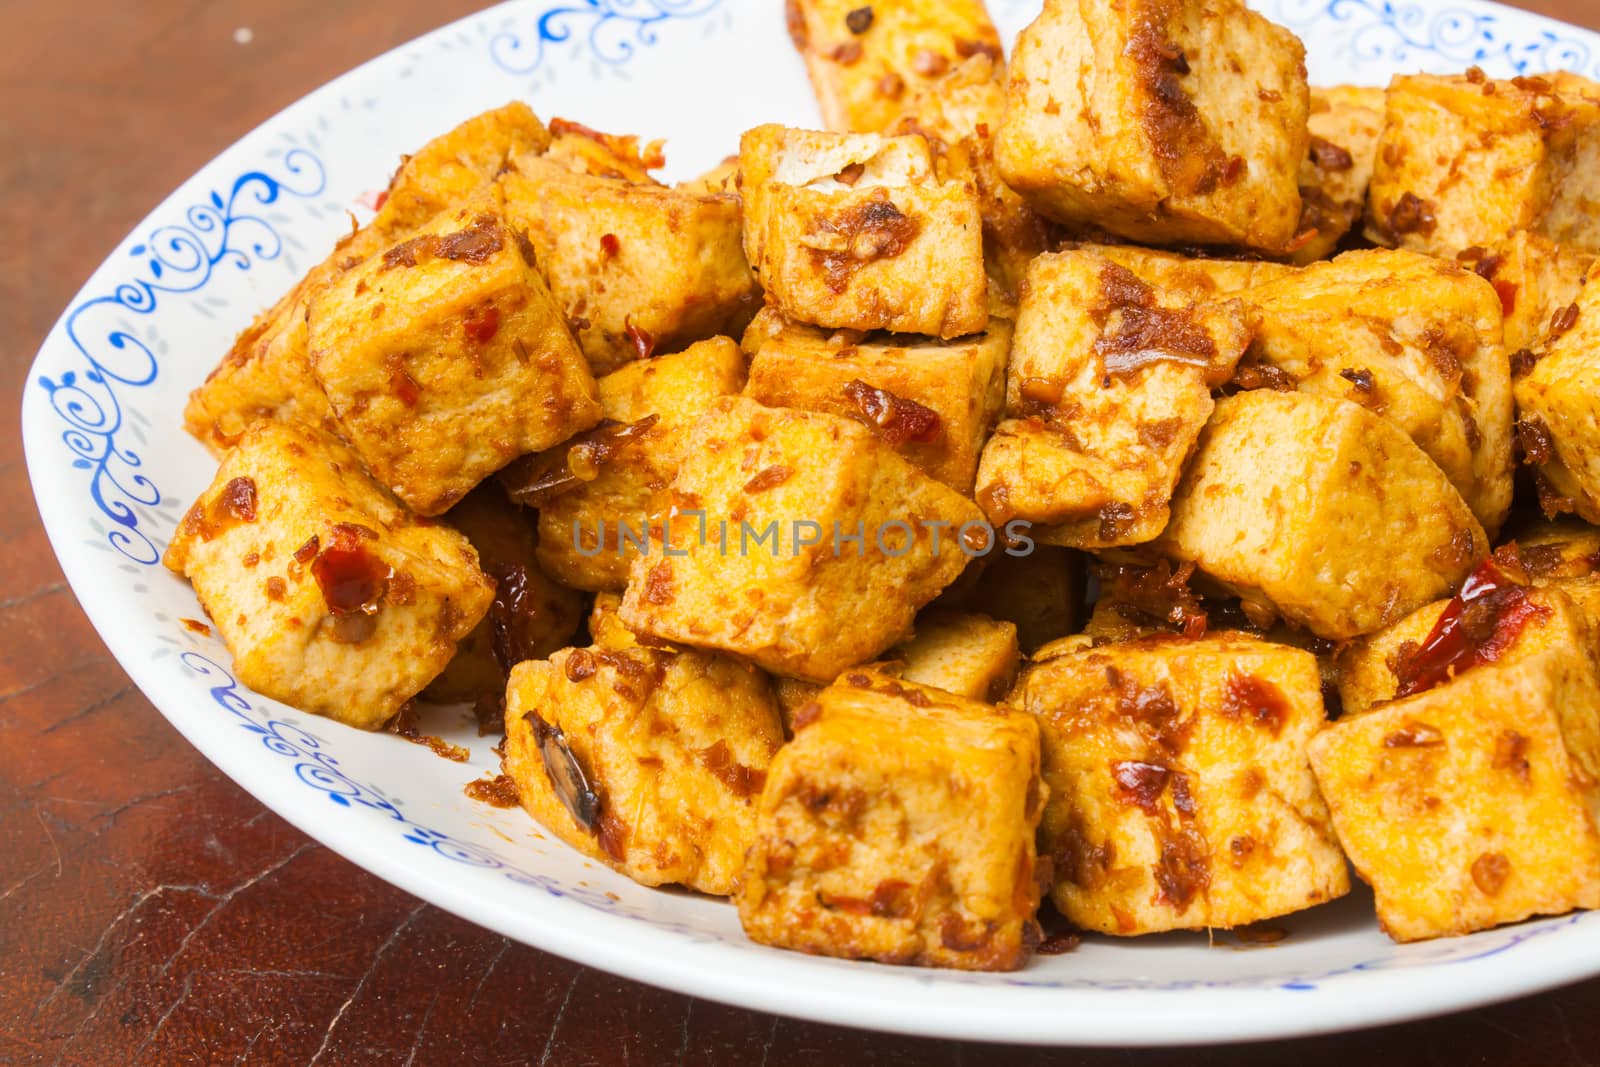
left=7, top=1, right=1600, bottom=1062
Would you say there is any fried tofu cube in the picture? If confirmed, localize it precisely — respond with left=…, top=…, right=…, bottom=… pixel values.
left=995, top=0, right=1309, bottom=252
left=887, top=53, right=1056, bottom=293
left=1514, top=262, right=1600, bottom=523
left=772, top=676, right=825, bottom=739
left=737, top=669, right=1045, bottom=969
left=1158, top=390, right=1487, bottom=640
left=742, top=308, right=1008, bottom=492
left=739, top=124, right=987, bottom=337
left=1076, top=557, right=1208, bottom=646
left=1335, top=556, right=1600, bottom=717
left=677, top=154, right=741, bottom=197
left=1081, top=595, right=1162, bottom=647
left=945, top=545, right=1086, bottom=653
left=183, top=283, right=336, bottom=455
left=1292, top=85, right=1385, bottom=264
left=1020, top=634, right=1348, bottom=935
left=1516, top=519, right=1600, bottom=574
left=519, top=337, right=748, bottom=592
left=1238, top=249, right=1515, bottom=532
left=422, top=484, right=583, bottom=707
left=1461, top=231, right=1594, bottom=354
left=1366, top=72, right=1600, bottom=256
left=163, top=420, right=494, bottom=729
left=503, top=642, right=783, bottom=896
left=1552, top=70, right=1600, bottom=103
left=542, top=117, right=666, bottom=185
left=891, top=610, right=1019, bottom=703
left=308, top=190, right=602, bottom=516
left=371, top=102, right=552, bottom=242
left=1331, top=596, right=1446, bottom=719
left=1515, top=519, right=1600, bottom=631
left=1315, top=84, right=1387, bottom=113
left=1078, top=243, right=1294, bottom=297
left=1030, top=633, right=1098, bottom=662
left=501, top=152, right=758, bottom=376
left=1309, top=585, right=1600, bottom=941
left=1026, top=634, right=1350, bottom=926
left=185, top=103, right=550, bottom=455
left=973, top=250, right=1252, bottom=549
left=786, top=0, right=1003, bottom=134
left=889, top=51, right=1004, bottom=147
left=619, top=397, right=983, bottom=682
left=955, top=132, right=1058, bottom=295
left=586, top=592, right=638, bottom=652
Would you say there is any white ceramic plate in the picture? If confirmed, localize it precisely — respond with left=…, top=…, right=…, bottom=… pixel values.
left=22, top=0, right=1600, bottom=1046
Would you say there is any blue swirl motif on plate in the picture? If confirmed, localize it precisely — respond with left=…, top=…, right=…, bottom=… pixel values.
left=177, top=648, right=1589, bottom=985
left=176, top=651, right=728, bottom=944
left=1272, top=0, right=1597, bottom=77
left=35, top=150, right=327, bottom=565
left=489, top=0, right=723, bottom=75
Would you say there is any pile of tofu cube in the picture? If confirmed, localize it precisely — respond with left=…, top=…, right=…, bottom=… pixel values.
left=164, top=0, right=1600, bottom=969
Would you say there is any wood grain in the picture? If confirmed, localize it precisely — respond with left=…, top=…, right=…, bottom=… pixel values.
left=6, top=1, right=1600, bottom=1062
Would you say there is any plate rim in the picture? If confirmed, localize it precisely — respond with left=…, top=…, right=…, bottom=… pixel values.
left=20, top=0, right=1600, bottom=1046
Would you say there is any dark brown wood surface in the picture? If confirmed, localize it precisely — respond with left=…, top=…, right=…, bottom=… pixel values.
left=6, top=1, right=1600, bottom=1062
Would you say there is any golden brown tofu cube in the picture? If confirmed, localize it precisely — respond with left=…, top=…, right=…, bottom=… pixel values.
left=163, top=421, right=494, bottom=729
left=422, top=484, right=583, bottom=707
left=947, top=546, right=1085, bottom=654
left=1514, top=262, right=1600, bottom=523
left=677, top=154, right=741, bottom=197
left=737, top=669, right=1045, bottom=970
left=1292, top=85, right=1385, bottom=264
left=786, top=0, right=1003, bottom=134
left=503, top=642, right=783, bottom=896
left=887, top=53, right=1056, bottom=294
left=1078, top=243, right=1294, bottom=297
left=1309, top=584, right=1600, bottom=941
left=183, top=283, right=336, bottom=455
left=1334, top=557, right=1600, bottom=717
left=1313, top=84, right=1387, bottom=115
left=501, top=153, right=758, bottom=376
left=1081, top=596, right=1161, bottom=647
left=1158, top=390, right=1486, bottom=640
left=996, top=0, right=1309, bottom=252
left=371, top=102, right=552, bottom=241
left=973, top=250, right=1252, bottom=549
left=1461, top=231, right=1594, bottom=355
left=1513, top=519, right=1600, bottom=632
left=888, top=51, right=1004, bottom=147
left=742, top=308, right=1008, bottom=492
left=522, top=337, right=748, bottom=592
left=1020, top=634, right=1347, bottom=935
left=586, top=592, right=638, bottom=652
left=772, top=676, right=825, bottom=739
left=891, top=609, right=1020, bottom=703
left=185, top=103, right=550, bottom=456
left=739, top=124, right=987, bottom=337
left=1083, top=555, right=1302, bottom=648
left=1027, top=634, right=1350, bottom=931
left=308, top=191, right=602, bottom=516
left=956, top=132, right=1058, bottom=296
left=1366, top=72, right=1600, bottom=256
left=619, top=397, right=984, bottom=682
left=542, top=117, right=666, bottom=185
left=1238, top=249, right=1515, bottom=532
left=1515, top=519, right=1600, bottom=574
left=1032, top=636, right=1098, bottom=664
left=1331, top=597, right=1446, bottom=719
